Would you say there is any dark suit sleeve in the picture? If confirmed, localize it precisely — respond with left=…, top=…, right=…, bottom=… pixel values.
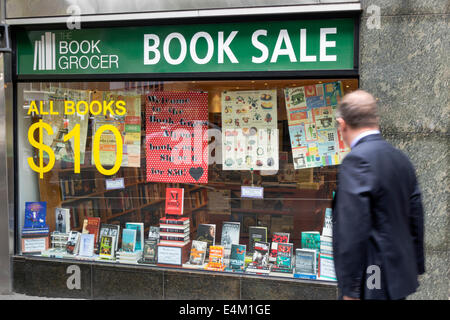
left=334, top=154, right=374, bottom=299
left=409, top=174, right=425, bottom=275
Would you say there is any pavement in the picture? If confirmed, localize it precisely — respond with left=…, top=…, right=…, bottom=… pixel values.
left=0, top=292, right=83, bottom=300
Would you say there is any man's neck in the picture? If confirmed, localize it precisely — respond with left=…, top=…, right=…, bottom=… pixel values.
left=349, top=127, right=380, bottom=149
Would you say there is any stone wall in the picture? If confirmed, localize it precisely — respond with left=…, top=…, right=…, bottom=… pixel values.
left=359, top=0, right=449, bottom=299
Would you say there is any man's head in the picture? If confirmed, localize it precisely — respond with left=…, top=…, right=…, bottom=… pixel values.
left=335, top=89, right=380, bottom=147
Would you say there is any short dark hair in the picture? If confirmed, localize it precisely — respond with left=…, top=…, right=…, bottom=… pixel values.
left=335, top=90, right=379, bottom=129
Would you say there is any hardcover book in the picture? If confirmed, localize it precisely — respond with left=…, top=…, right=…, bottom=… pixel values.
left=248, top=226, right=267, bottom=253
left=99, top=224, right=120, bottom=251
left=142, top=238, right=158, bottom=264
left=322, top=208, right=333, bottom=238
left=122, top=228, right=137, bottom=252
left=196, top=224, right=216, bottom=252
left=294, top=248, right=317, bottom=279
left=301, top=231, right=321, bottom=250
left=55, top=208, right=70, bottom=233
left=159, top=217, right=190, bottom=226
left=81, top=217, right=101, bottom=248
left=23, top=202, right=48, bottom=231
left=189, top=240, right=207, bottom=265
left=125, top=222, right=144, bottom=251
left=165, top=188, right=184, bottom=215
left=229, top=244, right=246, bottom=271
left=99, top=235, right=116, bottom=260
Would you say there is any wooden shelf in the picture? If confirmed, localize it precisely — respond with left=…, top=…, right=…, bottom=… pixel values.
left=107, top=198, right=165, bottom=220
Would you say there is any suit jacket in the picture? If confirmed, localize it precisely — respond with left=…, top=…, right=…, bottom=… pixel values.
left=332, top=134, right=425, bottom=300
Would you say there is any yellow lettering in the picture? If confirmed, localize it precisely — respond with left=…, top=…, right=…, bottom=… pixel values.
left=28, top=101, right=39, bottom=115
left=64, top=101, right=76, bottom=115
left=102, top=100, right=115, bottom=116
left=115, top=100, right=127, bottom=116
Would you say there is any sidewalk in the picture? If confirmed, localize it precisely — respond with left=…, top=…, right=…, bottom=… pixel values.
left=0, top=293, right=83, bottom=300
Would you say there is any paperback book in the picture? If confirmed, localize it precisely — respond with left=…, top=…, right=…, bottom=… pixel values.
left=294, top=248, right=317, bottom=279
left=99, top=235, right=116, bottom=260
left=272, top=243, right=293, bottom=274
left=81, top=217, right=101, bottom=250
left=125, top=222, right=144, bottom=251
left=269, top=232, right=290, bottom=263
left=204, top=245, right=225, bottom=271
left=247, top=241, right=270, bottom=274
left=55, top=208, right=71, bottom=233
left=188, top=240, right=207, bottom=265
left=229, top=244, right=246, bottom=271
left=248, top=226, right=267, bottom=253
left=78, top=233, right=95, bottom=257
left=196, top=224, right=216, bottom=253
left=99, top=224, right=120, bottom=251
left=23, top=202, right=49, bottom=235
left=141, top=238, right=158, bottom=264
left=122, top=228, right=137, bottom=252
left=148, top=226, right=160, bottom=240
left=65, top=231, right=80, bottom=254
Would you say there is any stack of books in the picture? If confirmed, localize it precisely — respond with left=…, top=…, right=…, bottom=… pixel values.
left=159, top=216, right=190, bottom=246
left=116, top=250, right=142, bottom=264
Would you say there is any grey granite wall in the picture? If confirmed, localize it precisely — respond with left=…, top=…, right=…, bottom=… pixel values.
left=359, top=0, right=449, bottom=299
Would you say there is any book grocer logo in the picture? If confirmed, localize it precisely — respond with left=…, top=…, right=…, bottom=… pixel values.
left=33, top=32, right=119, bottom=71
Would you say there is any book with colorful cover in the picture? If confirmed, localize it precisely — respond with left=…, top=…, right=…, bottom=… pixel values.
left=159, top=217, right=190, bottom=226
left=23, top=202, right=48, bottom=231
left=55, top=208, right=70, bottom=233
left=99, top=224, right=120, bottom=251
left=322, top=208, right=333, bottom=238
left=165, top=188, right=184, bottom=215
left=189, top=240, right=207, bottom=265
left=251, top=241, right=270, bottom=267
left=205, top=245, right=225, bottom=271
left=99, top=235, right=116, bottom=260
left=220, top=222, right=240, bottom=250
left=66, top=231, right=80, bottom=254
left=269, top=232, right=290, bottom=262
left=248, top=226, right=267, bottom=253
left=275, top=243, right=293, bottom=272
left=318, top=253, right=337, bottom=281
left=81, top=217, right=101, bottom=249
left=301, top=231, right=320, bottom=271
left=148, top=226, right=160, bottom=240
left=229, top=244, right=246, bottom=271
left=122, top=228, right=137, bottom=252
left=125, top=222, right=144, bottom=251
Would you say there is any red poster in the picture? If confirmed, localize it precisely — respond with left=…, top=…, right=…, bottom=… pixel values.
left=146, top=92, right=209, bottom=183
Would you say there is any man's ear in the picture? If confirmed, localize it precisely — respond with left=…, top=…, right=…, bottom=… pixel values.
left=336, top=118, right=346, bottom=130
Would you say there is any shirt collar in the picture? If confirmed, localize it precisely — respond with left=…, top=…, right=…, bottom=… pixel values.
left=350, top=130, right=381, bottom=149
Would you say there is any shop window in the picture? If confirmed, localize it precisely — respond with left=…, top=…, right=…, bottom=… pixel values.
left=17, top=78, right=357, bottom=281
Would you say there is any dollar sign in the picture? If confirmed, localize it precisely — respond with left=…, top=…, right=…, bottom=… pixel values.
left=27, top=119, right=56, bottom=179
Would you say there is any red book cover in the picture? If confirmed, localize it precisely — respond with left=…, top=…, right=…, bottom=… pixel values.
left=165, top=188, right=184, bottom=215
left=82, top=217, right=101, bottom=245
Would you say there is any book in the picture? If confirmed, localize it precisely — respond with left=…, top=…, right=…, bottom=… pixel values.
left=148, top=226, right=160, bottom=240
left=229, top=244, right=246, bottom=271
left=204, top=245, right=225, bottom=271
left=275, top=243, right=293, bottom=272
left=196, top=224, right=216, bottom=252
left=159, top=239, right=190, bottom=246
left=301, top=231, right=320, bottom=271
left=220, top=222, right=240, bottom=250
left=322, top=208, right=333, bottom=237
left=99, top=224, right=120, bottom=251
left=122, top=228, right=137, bottom=252
left=251, top=241, right=270, bottom=267
left=99, top=235, right=116, bottom=260
left=294, top=248, right=317, bottom=279
left=165, top=188, right=184, bottom=215
left=78, top=233, right=95, bottom=257
left=159, top=217, right=190, bottom=226
left=55, top=208, right=70, bottom=233
left=188, top=240, right=207, bottom=265
left=81, top=217, right=101, bottom=249
left=142, top=238, right=158, bottom=264
left=318, top=253, right=337, bottom=281
left=320, top=235, right=333, bottom=255
left=269, top=232, right=290, bottom=262
left=125, top=222, right=144, bottom=251
left=248, top=226, right=267, bottom=253
left=23, top=202, right=48, bottom=232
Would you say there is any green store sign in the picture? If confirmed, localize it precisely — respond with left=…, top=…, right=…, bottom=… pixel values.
left=16, top=18, right=355, bottom=75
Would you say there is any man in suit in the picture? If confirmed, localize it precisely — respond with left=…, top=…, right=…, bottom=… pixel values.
left=332, top=90, right=425, bottom=300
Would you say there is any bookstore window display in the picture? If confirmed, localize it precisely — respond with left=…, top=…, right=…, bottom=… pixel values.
left=17, top=78, right=358, bottom=281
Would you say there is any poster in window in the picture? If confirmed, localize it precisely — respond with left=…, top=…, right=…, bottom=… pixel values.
left=284, top=81, right=350, bottom=169
left=221, top=90, right=278, bottom=171
left=145, top=91, right=209, bottom=183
